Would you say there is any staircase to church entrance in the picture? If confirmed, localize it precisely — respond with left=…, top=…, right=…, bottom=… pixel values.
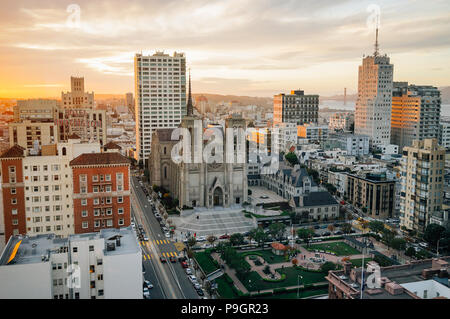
left=173, top=207, right=257, bottom=237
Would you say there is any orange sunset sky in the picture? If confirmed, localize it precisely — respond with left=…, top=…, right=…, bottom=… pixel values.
left=0, top=0, right=449, bottom=99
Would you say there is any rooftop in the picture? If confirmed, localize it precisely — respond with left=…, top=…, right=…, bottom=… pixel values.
left=70, top=152, right=130, bottom=166
left=0, top=227, right=139, bottom=266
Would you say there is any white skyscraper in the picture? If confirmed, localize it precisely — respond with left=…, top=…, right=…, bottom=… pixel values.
left=134, top=51, right=187, bottom=165
left=355, top=28, right=393, bottom=149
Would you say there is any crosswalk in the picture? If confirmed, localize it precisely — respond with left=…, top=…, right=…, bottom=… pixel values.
left=142, top=251, right=179, bottom=260
left=139, top=240, right=179, bottom=261
left=139, top=240, right=171, bottom=246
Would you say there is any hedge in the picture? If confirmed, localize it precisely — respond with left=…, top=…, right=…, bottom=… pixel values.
left=262, top=274, right=286, bottom=282
left=273, top=288, right=287, bottom=294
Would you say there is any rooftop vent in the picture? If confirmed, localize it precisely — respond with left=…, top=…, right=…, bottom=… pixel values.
left=106, top=242, right=116, bottom=251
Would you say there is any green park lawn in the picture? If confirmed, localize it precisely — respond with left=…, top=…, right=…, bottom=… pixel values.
left=193, top=251, right=219, bottom=275
left=348, top=257, right=373, bottom=268
left=240, top=267, right=327, bottom=292
left=303, top=241, right=361, bottom=256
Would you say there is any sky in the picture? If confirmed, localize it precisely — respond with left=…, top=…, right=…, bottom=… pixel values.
left=0, top=0, right=449, bottom=99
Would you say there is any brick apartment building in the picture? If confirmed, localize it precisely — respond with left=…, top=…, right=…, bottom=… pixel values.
left=70, top=152, right=131, bottom=233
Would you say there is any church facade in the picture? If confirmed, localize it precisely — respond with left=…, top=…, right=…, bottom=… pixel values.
left=148, top=114, right=248, bottom=209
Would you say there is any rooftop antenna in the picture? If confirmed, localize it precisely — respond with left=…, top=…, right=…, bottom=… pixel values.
left=374, top=15, right=380, bottom=56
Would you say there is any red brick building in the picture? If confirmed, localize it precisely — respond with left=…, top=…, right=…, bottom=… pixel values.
left=70, top=152, right=131, bottom=234
left=0, top=145, right=27, bottom=241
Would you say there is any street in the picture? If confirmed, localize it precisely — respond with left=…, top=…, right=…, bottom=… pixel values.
left=131, top=175, right=200, bottom=299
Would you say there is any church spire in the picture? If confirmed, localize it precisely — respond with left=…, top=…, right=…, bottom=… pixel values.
left=187, top=68, right=193, bottom=116
left=374, top=16, right=380, bottom=56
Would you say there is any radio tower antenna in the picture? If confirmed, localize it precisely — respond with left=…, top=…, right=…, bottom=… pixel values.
left=374, top=15, right=380, bottom=56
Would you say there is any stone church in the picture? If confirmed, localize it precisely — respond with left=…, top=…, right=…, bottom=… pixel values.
left=148, top=77, right=247, bottom=209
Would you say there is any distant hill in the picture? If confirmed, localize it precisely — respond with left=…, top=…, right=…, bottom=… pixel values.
left=320, top=93, right=357, bottom=102
left=193, top=93, right=272, bottom=107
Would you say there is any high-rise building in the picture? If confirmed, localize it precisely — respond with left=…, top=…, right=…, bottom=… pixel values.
left=273, top=90, right=319, bottom=126
left=391, top=82, right=441, bottom=152
left=0, top=227, right=142, bottom=299
left=346, top=171, right=395, bottom=220
left=61, top=76, right=95, bottom=109
left=134, top=51, right=186, bottom=165
left=125, top=92, right=134, bottom=118
left=400, top=139, right=445, bottom=234
left=439, top=121, right=450, bottom=149
left=354, top=28, right=393, bottom=149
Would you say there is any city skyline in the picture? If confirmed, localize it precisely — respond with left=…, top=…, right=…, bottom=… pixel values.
left=1, top=0, right=450, bottom=98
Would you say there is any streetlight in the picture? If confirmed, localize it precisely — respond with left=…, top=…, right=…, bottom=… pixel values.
left=297, top=275, right=303, bottom=299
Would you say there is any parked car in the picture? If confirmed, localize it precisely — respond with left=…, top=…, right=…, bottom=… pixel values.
left=143, top=287, right=150, bottom=299
left=197, top=236, right=206, bottom=242
left=219, top=234, right=230, bottom=240
left=143, top=235, right=149, bottom=241
left=196, top=288, right=204, bottom=296
left=322, top=232, right=331, bottom=236
left=185, top=268, right=192, bottom=275
left=169, top=256, right=177, bottom=263
left=181, top=261, right=188, bottom=268
left=160, top=256, right=167, bottom=263
left=165, top=233, right=171, bottom=239
left=335, top=231, right=343, bottom=235
left=144, top=280, right=154, bottom=289
left=188, top=275, right=197, bottom=283
left=194, top=283, right=201, bottom=290
left=314, top=225, right=320, bottom=229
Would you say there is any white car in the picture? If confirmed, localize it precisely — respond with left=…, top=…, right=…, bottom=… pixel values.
left=143, top=287, right=150, bottom=299
left=143, top=236, right=149, bottom=241
left=185, top=268, right=192, bottom=275
left=197, top=236, right=206, bottom=242
left=419, top=242, right=429, bottom=248
left=188, top=275, right=197, bottom=284
left=144, top=280, right=154, bottom=289
left=165, top=233, right=171, bottom=239
left=194, top=283, right=201, bottom=290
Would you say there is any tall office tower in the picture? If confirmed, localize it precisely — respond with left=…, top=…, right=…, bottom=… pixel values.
left=61, top=76, right=95, bottom=109
left=400, top=139, right=445, bottom=234
left=134, top=51, right=186, bottom=164
left=391, top=82, right=441, bottom=152
left=354, top=28, right=393, bottom=149
left=273, top=90, right=319, bottom=125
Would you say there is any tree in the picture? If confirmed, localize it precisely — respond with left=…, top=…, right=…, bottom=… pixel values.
left=292, top=258, right=298, bottom=267
left=424, top=224, right=446, bottom=246
left=327, top=224, right=335, bottom=233
left=405, top=247, right=416, bottom=257
left=368, top=220, right=385, bottom=234
left=285, top=152, right=299, bottom=166
left=187, top=237, right=197, bottom=248
left=297, top=228, right=314, bottom=241
left=342, top=223, right=353, bottom=234
left=320, top=261, right=337, bottom=273
left=249, top=228, right=268, bottom=248
left=269, top=222, right=287, bottom=240
left=207, top=235, right=217, bottom=248
left=230, top=233, right=245, bottom=246
left=390, top=238, right=407, bottom=251
left=325, top=183, right=337, bottom=195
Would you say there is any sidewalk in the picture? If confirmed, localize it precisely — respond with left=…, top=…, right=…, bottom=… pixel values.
left=210, top=252, right=249, bottom=294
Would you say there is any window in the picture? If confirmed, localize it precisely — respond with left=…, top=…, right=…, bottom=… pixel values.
left=81, top=199, right=87, bottom=206
left=80, top=174, right=87, bottom=182
left=118, top=218, right=124, bottom=226
left=106, top=220, right=113, bottom=227
left=82, top=221, right=88, bottom=229
left=11, top=198, right=17, bottom=205
left=93, top=186, right=98, bottom=193
left=73, top=247, right=78, bottom=253
left=105, top=174, right=111, bottom=181
left=118, top=207, right=124, bottom=214
left=93, top=198, right=99, bottom=205
left=117, top=196, right=123, bottom=203
left=81, top=186, right=87, bottom=194
left=106, top=197, right=112, bottom=204
left=106, top=209, right=112, bottom=215
left=105, top=185, right=111, bottom=192
left=10, top=188, right=16, bottom=195
left=11, top=209, right=18, bottom=215
left=81, top=210, right=88, bottom=217
left=89, top=245, right=94, bottom=252
left=94, top=220, right=100, bottom=228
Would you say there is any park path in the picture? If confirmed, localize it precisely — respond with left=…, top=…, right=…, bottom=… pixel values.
left=210, top=252, right=249, bottom=294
